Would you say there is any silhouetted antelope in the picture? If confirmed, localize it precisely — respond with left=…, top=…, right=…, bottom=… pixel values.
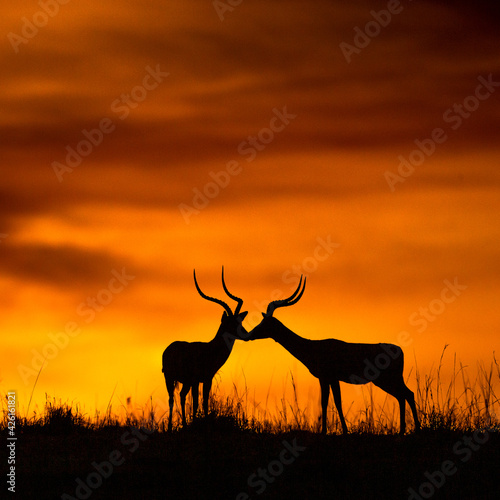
left=162, top=268, right=248, bottom=431
left=245, top=277, right=420, bottom=435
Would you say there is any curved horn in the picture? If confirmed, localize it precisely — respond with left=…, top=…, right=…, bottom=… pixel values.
left=193, top=269, right=233, bottom=316
left=265, top=276, right=306, bottom=317
left=221, top=266, right=244, bottom=315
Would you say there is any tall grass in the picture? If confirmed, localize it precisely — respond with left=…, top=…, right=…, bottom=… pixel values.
left=415, top=347, right=500, bottom=432
left=2, top=349, right=499, bottom=435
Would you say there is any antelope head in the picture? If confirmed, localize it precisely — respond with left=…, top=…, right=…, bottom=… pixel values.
left=246, top=276, right=306, bottom=340
left=193, top=266, right=248, bottom=339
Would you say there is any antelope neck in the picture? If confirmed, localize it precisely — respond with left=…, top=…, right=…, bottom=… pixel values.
left=211, top=327, right=235, bottom=350
left=268, top=321, right=313, bottom=365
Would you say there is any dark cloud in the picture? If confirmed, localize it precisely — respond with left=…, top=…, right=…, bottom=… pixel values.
left=2, top=0, right=499, bottom=167
left=432, top=0, right=500, bottom=21
left=0, top=241, right=132, bottom=290
left=1, top=0, right=499, bottom=239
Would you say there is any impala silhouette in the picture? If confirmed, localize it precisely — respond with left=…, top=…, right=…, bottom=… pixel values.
left=245, top=277, right=420, bottom=435
left=162, top=268, right=248, bottom=431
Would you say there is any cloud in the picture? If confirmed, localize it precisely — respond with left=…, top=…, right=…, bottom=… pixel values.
left=1, top=0, right=500, bottom=246
left=0, top=241, right=132, bottom=290
left=2, top=0, right=500, bottom=176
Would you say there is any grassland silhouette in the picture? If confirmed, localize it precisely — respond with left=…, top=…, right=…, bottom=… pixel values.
left=4, top=353, right=499, bottom=500
left=4, top=270, right=500, bottom=499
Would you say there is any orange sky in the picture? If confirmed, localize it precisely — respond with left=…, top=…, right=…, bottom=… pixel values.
left=2, top=0, right=500, bottom=422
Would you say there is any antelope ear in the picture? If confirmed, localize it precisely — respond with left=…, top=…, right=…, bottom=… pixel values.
left=262, top=312, right=266, bottom=318
left=221, top=312, right=228, bottom=321
left=239, top=311, right=248, bottom=320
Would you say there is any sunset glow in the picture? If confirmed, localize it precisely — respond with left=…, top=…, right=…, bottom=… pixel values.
left=2, top=0, right=500, bottom=426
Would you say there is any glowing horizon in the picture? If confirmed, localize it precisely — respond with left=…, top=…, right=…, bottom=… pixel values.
left=2, top=0, right=500, bottom=423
